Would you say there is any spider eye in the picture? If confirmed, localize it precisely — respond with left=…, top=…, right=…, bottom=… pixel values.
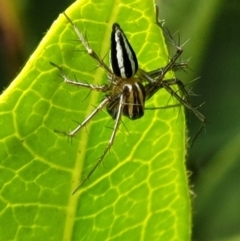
left=110, top=23, right=138, bottom=79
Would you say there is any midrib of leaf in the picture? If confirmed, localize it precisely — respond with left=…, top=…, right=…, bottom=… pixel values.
left=63, top=6, right=113, bottom=240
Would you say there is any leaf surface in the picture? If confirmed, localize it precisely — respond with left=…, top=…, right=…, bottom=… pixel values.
left=0, top=0, right=190, bottom=240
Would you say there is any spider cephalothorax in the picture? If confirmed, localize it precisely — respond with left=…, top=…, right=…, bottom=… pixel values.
left=106, top=77, right=146, bottom=120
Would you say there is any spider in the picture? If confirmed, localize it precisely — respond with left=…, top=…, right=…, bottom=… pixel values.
left=51, top=6, right=205, bottom=194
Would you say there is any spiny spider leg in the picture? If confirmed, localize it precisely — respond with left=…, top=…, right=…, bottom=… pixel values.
left=163, top=78, right=190, bottom=102
left=145, top=57, right=205, bottom=143
left=145, top=76, right=190, bottom=103
left=145, top=103, right=182, bottom=110
left=63, top=13, right=114, bottom=77
left=50, top=62, right=109, bottom=92
left=138, top=57, right=188, bottom=84
left=72, top=93, right=125, bottom=194
left=165, top=82, right=205, bottom=145
left=55, top=98, right=109, bottom=137
left=141, top=5, right=206, bottom=144
left=144, top=60, right=189, bottom=79
left=138, top=6, right=187, bottom=85
left=149, top=78, right=206, bottom=144
left=159, top=46, right=183, bottom=80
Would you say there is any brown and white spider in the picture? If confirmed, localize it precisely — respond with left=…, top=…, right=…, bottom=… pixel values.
left=51, top=7, right=205, bottom=194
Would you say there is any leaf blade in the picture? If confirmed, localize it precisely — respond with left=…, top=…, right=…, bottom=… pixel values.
left=0, top=0, right=190, bottom=240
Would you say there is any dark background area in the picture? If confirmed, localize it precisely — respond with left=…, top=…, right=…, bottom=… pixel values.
left=1, top=1, right=240, bottom=241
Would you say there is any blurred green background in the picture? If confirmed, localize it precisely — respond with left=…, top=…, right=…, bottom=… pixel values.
left=1, top=0, right=240, bottom=241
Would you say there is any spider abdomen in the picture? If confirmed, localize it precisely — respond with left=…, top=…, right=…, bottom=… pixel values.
left=110, top=23, right=138, bottom=79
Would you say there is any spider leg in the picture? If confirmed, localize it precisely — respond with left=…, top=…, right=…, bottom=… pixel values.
left=154, top=5, right=186, bottom=79
left=161, top=79, right=206, bottom=144
left=159, top=45, right=183, bottom=80
left=144, top=59, right=189, bottom=79
left=138, top=28, right=186, bottom=84
left=63, top=13, right=113, bottom=76
left=50, top=62, right=110, bottom=92
left=145, top=103, right=182, bottom=110
left=161, top=79, right=204, bottom=117
left=72, top=93, right=125, bottom=194
left=145, top=78, right=189, bottom=102
left=163, top=78, right=190, bottom=102
left=145, top=77, right=205, bottom=145
left=141, top=5, right=206, bottom=145
left=55, top=97, right=109, bottom=137
left=138, top=58, right=188, bottom=84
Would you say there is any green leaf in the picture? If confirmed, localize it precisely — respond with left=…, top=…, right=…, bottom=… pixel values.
left=0, top=0, right=189, bottom=240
